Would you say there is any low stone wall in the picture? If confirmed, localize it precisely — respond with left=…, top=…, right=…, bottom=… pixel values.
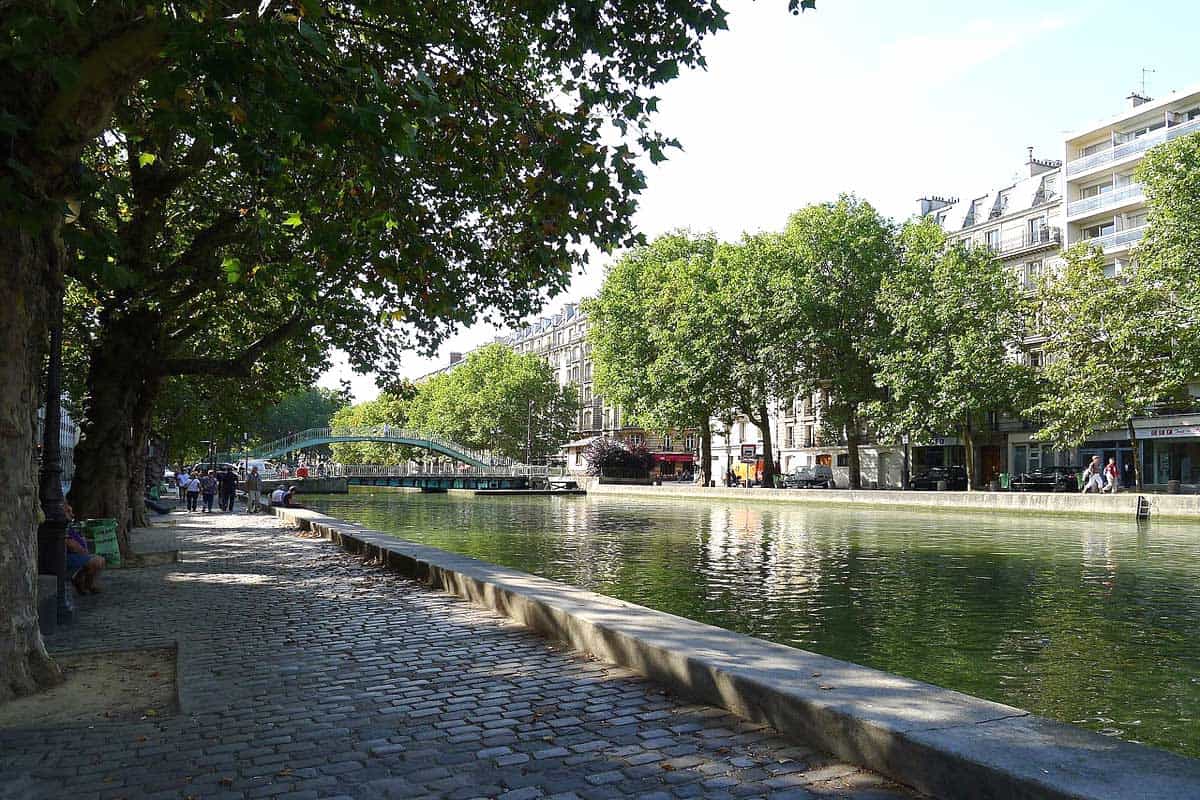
left=261, top=476, right=347, bottom=494
left=275, top=506, right=1200, bottom=800
left=588, top=482, right=1200, bottom=519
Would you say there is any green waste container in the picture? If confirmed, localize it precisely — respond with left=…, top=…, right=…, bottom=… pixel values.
left=82, top=518, right=121, bottom=567
left=999, top=472, right=1010, bottom=490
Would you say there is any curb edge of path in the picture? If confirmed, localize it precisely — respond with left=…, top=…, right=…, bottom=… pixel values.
left=274, top=506, right=1200, bottom=800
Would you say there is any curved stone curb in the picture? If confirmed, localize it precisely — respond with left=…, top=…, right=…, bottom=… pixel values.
left=275, top=507, right=1200, bottom=800
left=589, top=482, right=1200, bottom=519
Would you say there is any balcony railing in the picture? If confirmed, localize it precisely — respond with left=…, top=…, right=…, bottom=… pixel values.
left=1083, top=225, right=1146, bottom=252
left=1066, top=184, right=1145, bottom=217
left=993, top=226, right=1062, bottom=256
left=1066, top=116, right=1200, bottom=176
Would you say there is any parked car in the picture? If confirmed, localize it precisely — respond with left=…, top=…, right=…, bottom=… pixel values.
left=1010, top=466, right=1079, bottom=493
left=909, top=465, right=968, bottom=491
left=782, top=465, right=836, bottom=489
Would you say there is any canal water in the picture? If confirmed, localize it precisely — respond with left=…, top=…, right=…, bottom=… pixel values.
left=305, top=488, right=1200, bottom=757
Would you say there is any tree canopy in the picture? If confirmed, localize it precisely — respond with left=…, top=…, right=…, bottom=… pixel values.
left=780, top=195, right=895, bottom=488
left=874, top=219, right=1032, bottom=489
left=585, top=231, right=725, bottom=482
left=1030, top=245, right=1187, bottom=488
left=406, top=344, right=579, bottom=462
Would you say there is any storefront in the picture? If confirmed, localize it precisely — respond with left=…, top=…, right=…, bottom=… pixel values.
left=1140, top=424, right=1200, bottom=488
left=912, top=437, right=964, bottom=470
left=653, top=452, right=695, bottom=479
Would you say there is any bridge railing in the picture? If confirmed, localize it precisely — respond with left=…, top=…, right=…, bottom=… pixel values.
left=337, top=464, right=568, bottom=478
left=217, top=425, right=528, bottom=469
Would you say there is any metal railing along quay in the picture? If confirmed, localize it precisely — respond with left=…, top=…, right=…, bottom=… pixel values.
left=338, top=464, right=567, bottom=478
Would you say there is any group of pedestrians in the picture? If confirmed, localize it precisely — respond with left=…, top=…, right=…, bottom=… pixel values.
left=175, top=465, right=265, bottom=513
left=1081, top=455, right=1121, bottom=493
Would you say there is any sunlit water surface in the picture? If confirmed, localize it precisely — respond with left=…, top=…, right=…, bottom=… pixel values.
left=306, top=488, right=1200, bottom=757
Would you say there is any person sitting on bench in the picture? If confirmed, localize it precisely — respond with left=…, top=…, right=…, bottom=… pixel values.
left=64, top=503, right=105, bottom=594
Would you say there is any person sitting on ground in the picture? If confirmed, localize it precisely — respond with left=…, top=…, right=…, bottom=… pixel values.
left=64, top=503, right=104, bottom=594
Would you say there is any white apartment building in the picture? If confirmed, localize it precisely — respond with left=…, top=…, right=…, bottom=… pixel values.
left=1063, top=86, right=1200, bottom=274
left=920, top=83, right=1200, bottom=489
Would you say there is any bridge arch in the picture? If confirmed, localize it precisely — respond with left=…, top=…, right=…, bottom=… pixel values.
left=218, top=427, right=516, bottom=469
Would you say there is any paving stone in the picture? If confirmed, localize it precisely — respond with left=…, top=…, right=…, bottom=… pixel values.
left=0, top=513, right=917, bottom=800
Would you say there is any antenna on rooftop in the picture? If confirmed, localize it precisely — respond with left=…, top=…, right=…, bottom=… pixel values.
left=1140, top=67, right=1156, bottom=96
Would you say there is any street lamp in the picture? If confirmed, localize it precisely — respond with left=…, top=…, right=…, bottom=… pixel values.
left=37, top=279, right=72, bottom=624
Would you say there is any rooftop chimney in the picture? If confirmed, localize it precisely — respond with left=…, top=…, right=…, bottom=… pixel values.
left=917, top=196, right=955, bottom=216
left=449, top=352, right=463, bottom=365
left=1128, top=92, right=1152, bottom=108
left=1025, top=147, right=1062, bottom=177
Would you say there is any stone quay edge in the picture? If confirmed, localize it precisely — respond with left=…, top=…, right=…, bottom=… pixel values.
left=274, top=506, right=1200, bottom=800
left=589, top=481, right=1200, bottom=519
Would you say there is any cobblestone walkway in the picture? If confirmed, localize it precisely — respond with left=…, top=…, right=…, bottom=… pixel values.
left=1, top=513, right=921, bottom=800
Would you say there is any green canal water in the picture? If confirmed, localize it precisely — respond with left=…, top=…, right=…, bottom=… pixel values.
left=305, top=488, right=1200, bottom=757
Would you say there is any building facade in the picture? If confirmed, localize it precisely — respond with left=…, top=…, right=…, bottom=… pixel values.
left=920, top=83, right=1200, bottom=490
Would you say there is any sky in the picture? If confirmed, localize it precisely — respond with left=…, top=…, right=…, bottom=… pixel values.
left=321, top=0, right=1200, bottom=401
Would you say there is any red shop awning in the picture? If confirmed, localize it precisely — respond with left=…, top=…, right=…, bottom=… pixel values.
left=653, top=453, right=694, bottom=463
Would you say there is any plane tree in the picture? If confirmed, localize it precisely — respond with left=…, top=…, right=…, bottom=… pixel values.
left=873, top=219, right=1033, bottom=490
left=1030, top=245, right=1187, bottom=489
left=2, top=0, right=789, bottom=703
left=586, top=231, right=728, bottom=485
left=779, top=196, right=896, bottom=489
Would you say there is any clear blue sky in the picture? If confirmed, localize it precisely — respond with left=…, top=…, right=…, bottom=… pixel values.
left=325, top=0, right=1200, bottom=400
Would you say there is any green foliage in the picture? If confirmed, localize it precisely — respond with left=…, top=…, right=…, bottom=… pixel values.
left=586, top=230, right=725, bottom=431
left=406, top=345, right=579, bottom=462
left=1135, top=131, right=1200, bottom=369
left=329, top=393, right=413, bottom=465
left=1031, top=245, right=1187, bottom=452
left=874, top=219, right=1032, bottom=488
left=254, top=387, right=348, bottom=443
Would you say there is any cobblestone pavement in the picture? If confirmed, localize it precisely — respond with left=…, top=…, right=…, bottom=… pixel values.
left=1, top=513, right=922, bottom=800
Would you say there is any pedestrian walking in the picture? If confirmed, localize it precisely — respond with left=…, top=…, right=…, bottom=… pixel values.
left=1104, top=457, right=1120, bottom=493
left=244, top=466, right=262, bottom=513
left=177, top=467, right=190, bottom=500
left=200, top=470, right=218, bottom=512
left=185, top=474, right=201, bottom=512
left=1081, top=456, right=1105, bottom=494
left=218, top=466, right=238, bottom=511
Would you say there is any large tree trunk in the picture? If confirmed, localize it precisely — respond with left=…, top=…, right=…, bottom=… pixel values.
left=846, top=405, right=862, bottom=490
left=1127, top=417, right=1143, bottom=491
left=962, top=423, right=977, bottom=491
left=754, top=401, right=775, bottom=489
left=125, top=376, right=162, bottom=531
left=699, top=416, right=712, bottom=486
left=70, top=317, right=155, bottom=553
left=0, top=221, right=63, bottom=703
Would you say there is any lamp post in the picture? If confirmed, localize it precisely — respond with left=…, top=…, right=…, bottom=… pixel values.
left=901, top=433, right=911, bottom=490
left=36, top=270, right=72, bottom=624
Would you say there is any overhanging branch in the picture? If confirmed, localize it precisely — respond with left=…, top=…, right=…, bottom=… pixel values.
left=155, top=311, right=307, bottom=378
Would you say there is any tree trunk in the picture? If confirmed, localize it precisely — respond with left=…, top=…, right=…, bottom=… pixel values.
left=699, top=416, right=712, bottom=486
left=755, top=401, right=774, bottom=489
left=846, top=406, right=862, bottom=490
left=70, top=317, right=155, bottom=554
left=0, top=220, right=63, bottom=703
left=1127, top=417, right=1143, bottom=490
left=125, top=376, right=162, bottom=532
left=962, top=423, right=976, bottom=491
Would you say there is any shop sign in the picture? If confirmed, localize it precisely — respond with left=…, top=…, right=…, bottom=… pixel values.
left=1145, top=425, right=1200, bottom=439
left=739, top=443, right=758, bottom=463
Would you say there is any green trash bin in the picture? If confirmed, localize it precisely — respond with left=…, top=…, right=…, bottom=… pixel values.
left=82, top=519, right=121, bottom=567
left=999, top=472, right=1011, bottom=490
